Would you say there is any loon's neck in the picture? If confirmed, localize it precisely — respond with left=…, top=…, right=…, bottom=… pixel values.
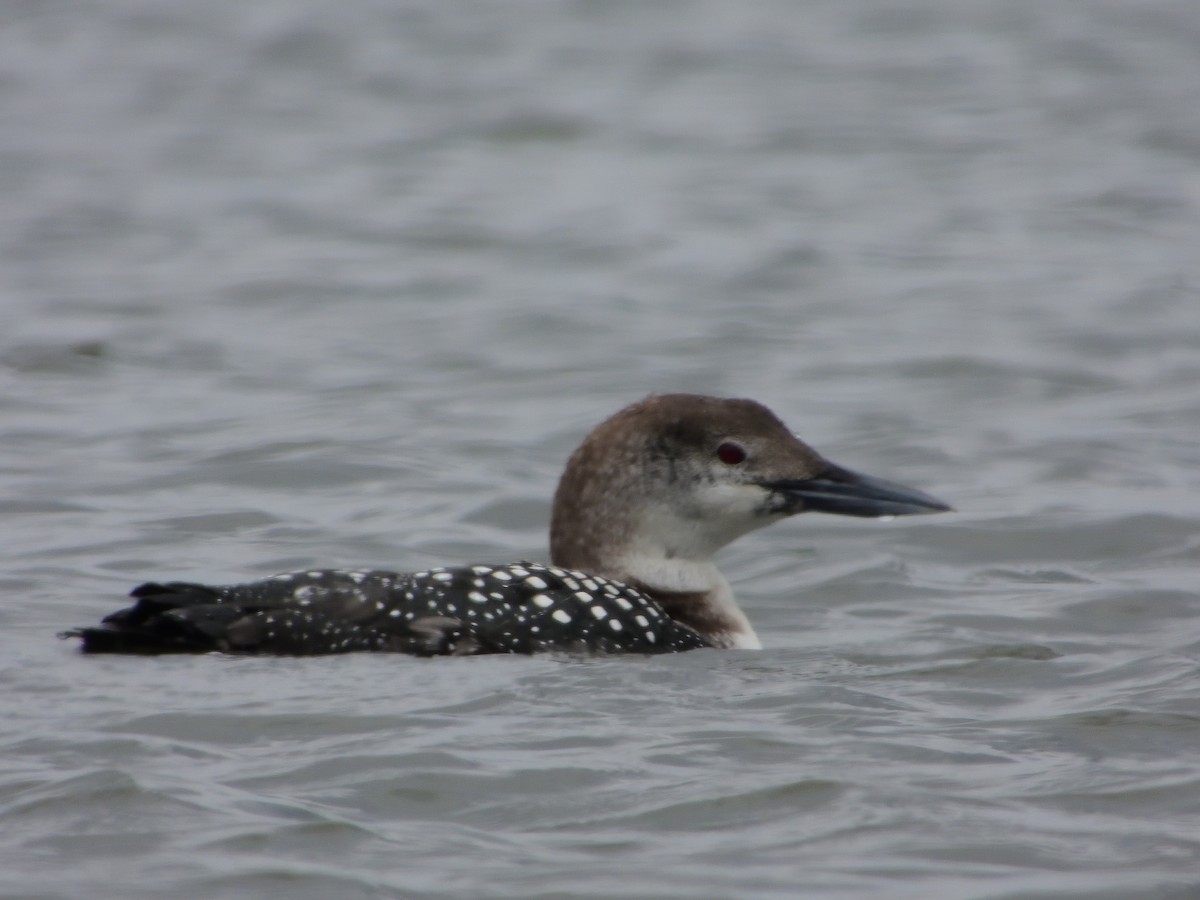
left=611, top=554, right=761, bottom=650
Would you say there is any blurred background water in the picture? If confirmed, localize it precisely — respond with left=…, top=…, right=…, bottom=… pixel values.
left=2, top=1, right=1199, bottom=897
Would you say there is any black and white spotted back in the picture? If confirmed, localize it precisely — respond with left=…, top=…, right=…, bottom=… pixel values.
left=70, top=563, right=713, bottom=656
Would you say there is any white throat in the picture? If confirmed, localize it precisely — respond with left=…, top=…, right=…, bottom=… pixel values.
left=612, top=550, right=762, bottom=650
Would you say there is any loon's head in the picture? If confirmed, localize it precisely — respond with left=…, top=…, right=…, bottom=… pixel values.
left=550, top=394, right=951, bottom=574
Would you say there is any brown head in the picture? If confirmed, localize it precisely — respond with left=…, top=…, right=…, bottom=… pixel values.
left=549, top=394, right=950, bottom=579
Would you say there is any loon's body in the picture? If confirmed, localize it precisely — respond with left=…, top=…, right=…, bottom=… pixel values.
left=64, top=394, right=950, bottom=656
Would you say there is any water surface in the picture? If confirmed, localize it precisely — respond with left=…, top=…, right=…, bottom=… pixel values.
left=2, top=1, right=1199, bottom=897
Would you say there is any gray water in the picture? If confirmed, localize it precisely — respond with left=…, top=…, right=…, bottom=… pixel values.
left=3, top=1, right=1199, bottom=897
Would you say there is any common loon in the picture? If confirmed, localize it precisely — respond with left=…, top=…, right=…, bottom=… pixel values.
left=64, top=394, right=951, bottom=656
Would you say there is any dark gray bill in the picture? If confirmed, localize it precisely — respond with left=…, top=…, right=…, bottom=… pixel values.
left=763, top=463, right=952, bottom=518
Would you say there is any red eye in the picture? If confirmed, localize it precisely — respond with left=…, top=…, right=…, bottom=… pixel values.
left=717, top=442, right=746, bottom=465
